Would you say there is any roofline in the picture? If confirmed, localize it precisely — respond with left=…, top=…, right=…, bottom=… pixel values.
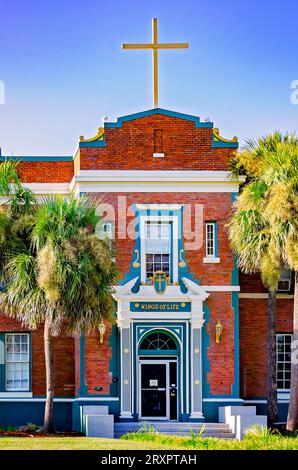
left=0, top=155, right=73, bottom=162
left=103, top=107, right=214, bottom=129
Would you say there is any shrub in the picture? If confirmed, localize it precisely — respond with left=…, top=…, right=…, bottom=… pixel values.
left=18, top=423, right=41, bottom=433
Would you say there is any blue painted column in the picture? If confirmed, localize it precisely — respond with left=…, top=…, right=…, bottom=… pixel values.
left=78, top=335, right=88, bottom=396
left=119, top=319, right=133, bottom=420
left=189, top=317, right=205, bottom=420
left=0, top=334, right=4, bottom=391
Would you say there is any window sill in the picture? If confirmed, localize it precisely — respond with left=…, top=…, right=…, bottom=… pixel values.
left=203, top=257, right=220, bottom=264
left=277, top=390, right=290, bottom=400
left=153, top=153, right=165, bottom=158
left=0, top=392, right=33, bottom=398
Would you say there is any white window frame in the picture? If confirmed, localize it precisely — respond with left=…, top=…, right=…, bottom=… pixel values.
left=5, top=333, right=30, bottom=392
left=205, top=222, right=215, bottom=257
left=277, top=269, right=292, bottom=293
left=96, top=220, right=114, bottom=239
left=276, top=333, right=293, bottom=391
left=140, top=215, right=178, bottom=284
left=144, top=222, right=171, bottom=280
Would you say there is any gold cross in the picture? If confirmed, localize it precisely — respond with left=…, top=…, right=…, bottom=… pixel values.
left=156, top=275, right=163, bottom=289
left=122, top=18, right=188, bottom=108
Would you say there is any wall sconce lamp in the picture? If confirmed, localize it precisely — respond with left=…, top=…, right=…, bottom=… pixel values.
left=98, top=320, right=106, bottom=344
left=215, top=321, right=223, bottom=344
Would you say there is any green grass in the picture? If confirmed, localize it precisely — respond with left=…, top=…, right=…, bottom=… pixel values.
left=0, top=426, right=297, bottom=450
left=120, top=426, right=298, bottom=450
left=0, top=436, right=185, bottom=450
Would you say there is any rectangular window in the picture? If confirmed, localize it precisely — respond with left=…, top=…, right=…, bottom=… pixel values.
left=277, top=269, right=292, bottom=292
left=95, top=221, right=114, bottom=244
left=154, top=129, right=163, bottom=154
left=145, top=222, right=171, bottom=281
left=205, top=222, right=216, bottom=257
left=5, top=333, right=30, bottom=391
left=276, top=333, right=293, bottom=390
left=102, top=222, right=114, bottom=239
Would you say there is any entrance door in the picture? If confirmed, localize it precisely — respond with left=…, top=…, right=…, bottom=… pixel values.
left=140, top=360, right=178, bottom=420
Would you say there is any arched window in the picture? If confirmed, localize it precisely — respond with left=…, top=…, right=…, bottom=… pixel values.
left=139, top=331, right=177, bottom=351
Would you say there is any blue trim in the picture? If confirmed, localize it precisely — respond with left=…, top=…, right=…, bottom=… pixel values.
left=104, top=108, right=213, bottom=129
left=202, top=302, right=211, bottom=397
left=133, top=322, right=186, bottom=421
left=0, top=156, right=73, bottom=162
left=78, top=335, right=88, bottom=396
left=212, top=138, right=239, bottom=149
left=0, top=332, right=32, bottom=393
left=203, top=400, right=243, bottom=422
left=231, top=192, right=240, bottom=398
left=0, top=332, right=5, bottom=392
left=138, top=328, right=179, bottom=353
left=138, top=349, right=179, bottom=356
left=214, top=222, right=218, bottom=257
left=0, top=401, right=73, bottom=430
left=130, top=301, right=191, bottom=313
left=108, top=325, right=120, bottom=397
left=0, top=399, right=289, bottom=427
left=79, top=140, right=107, bottom=149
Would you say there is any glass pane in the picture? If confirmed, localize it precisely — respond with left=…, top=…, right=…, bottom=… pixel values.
left=276, top=333, right=293, bottom=389
left=5, top=334, right=29, bottom=390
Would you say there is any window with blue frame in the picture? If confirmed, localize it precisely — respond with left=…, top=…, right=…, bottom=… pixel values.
left=0, top=333, right=30, bottom=392
left=145, top=222, right=171, bottom=281
left=276, top=333, right=292, bottom=390
left=205, top=222, right=217, bottom=257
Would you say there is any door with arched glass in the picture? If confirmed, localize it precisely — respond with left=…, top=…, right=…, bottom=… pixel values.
left=138, top=331, right=179, bottom=420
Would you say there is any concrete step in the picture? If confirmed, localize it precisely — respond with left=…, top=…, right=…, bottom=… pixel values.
left=115, top=427, right=231, bottom=434
left=114, top=421, right=234, bottom=439
left=115, top=422, right=231, bottom=429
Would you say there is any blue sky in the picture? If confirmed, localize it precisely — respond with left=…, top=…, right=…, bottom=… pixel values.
left=0, top=0, right=297, bottom=155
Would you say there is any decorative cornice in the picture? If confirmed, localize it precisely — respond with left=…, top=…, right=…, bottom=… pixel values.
left=212, top=128, right=239, bottom=148
left=79, top=127, right=107, bottom=148
left=213, top=128, right=238, bottom=143
left=104, top=108, right=213, bottom=129
left=80, top=127, right=105, bottom=143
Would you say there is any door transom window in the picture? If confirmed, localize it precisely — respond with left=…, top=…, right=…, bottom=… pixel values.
left=140, top=332, right=177, bottom=351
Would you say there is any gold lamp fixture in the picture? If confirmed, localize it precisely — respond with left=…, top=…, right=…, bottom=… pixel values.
left=98, top=320, right=106, bottom=344
left=215, top=321, right=223, bottom=344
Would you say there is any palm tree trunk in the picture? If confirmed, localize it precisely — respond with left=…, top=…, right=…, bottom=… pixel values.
left=267, top=289, right=278, bottom=427
left=43, top=319, right=55, bottom=434
left=286, top=271, right=298, bottom=432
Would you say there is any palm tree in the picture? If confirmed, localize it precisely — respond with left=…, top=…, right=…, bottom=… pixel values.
left=228, top=180, right=280, bottom=426
left=0, top=162, right=117, bottom=432
left=229, top=133, right=298, bottom=431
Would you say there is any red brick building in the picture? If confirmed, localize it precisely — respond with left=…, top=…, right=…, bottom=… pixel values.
left=0, top=108, right=293, bottom=429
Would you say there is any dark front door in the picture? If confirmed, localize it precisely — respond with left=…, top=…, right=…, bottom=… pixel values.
left=140, top=361, right=178, bottom=419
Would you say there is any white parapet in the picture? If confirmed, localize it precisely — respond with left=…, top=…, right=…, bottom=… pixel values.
left=80, top=405, right=114, bottom=438
left=85, top=414, right=114, bottom=438
left=218, top=406, right=267, bottom=440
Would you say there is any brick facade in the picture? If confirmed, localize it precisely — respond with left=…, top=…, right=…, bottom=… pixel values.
left=18, top=161, right=73, bottom=183
left=0, top=314, right=75, bottom=396
left=240, top=298, right=293, bottom=398
left=0, top=109, right=293, bottom=407
left=79, top=114, right=235, bottom=171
